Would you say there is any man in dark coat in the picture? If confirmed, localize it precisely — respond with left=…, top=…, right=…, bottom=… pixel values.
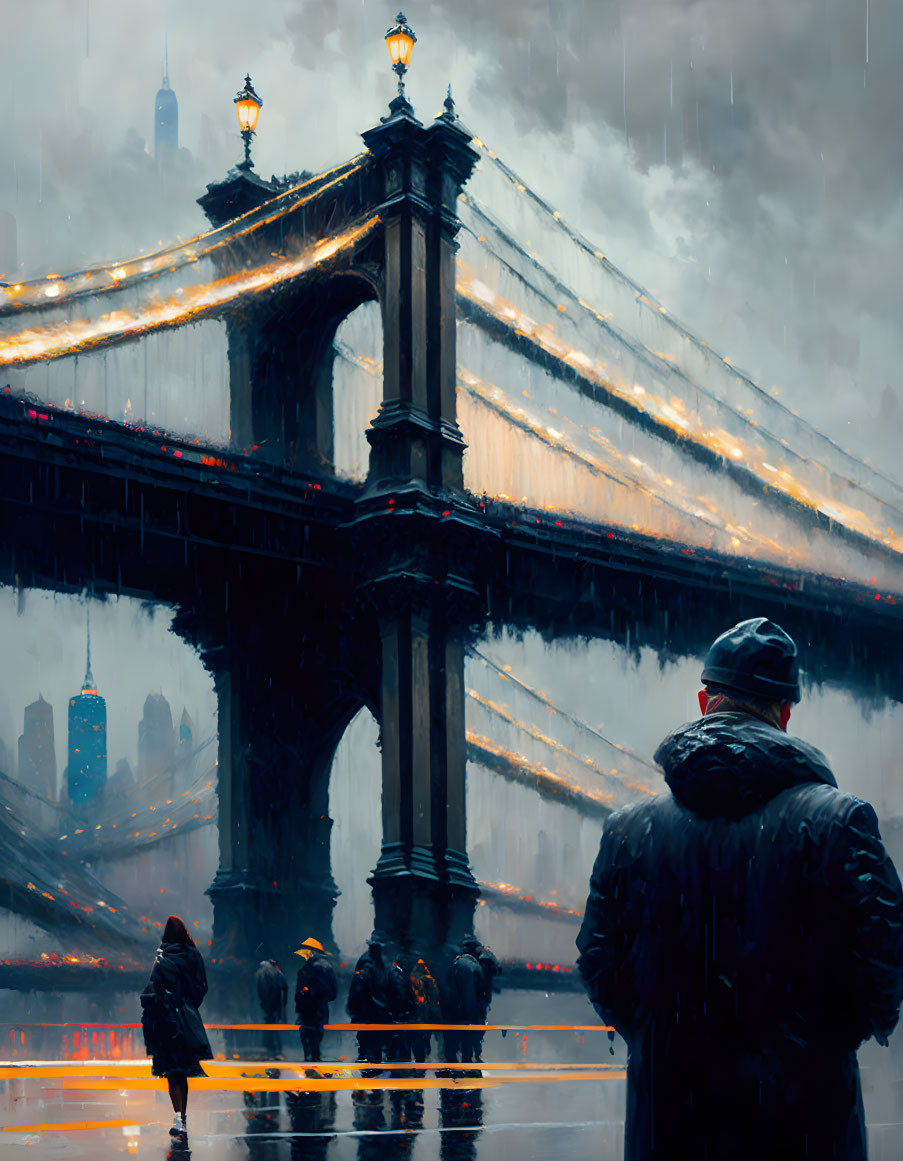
left=255, top=957, right=288, bottom=1059
left=410, top=958, right=443, bottom=1063
left=577, top=618, right=903, bottom=1161
left=443, top=946, right=486, bottom=1065
left=461, top=935, right=499, bottom=1063
left=347, top=937, right=389, bottom=1065
left=385, top=957, right=416, bottom=1062
left=294, top=937, right=337, bottom=1063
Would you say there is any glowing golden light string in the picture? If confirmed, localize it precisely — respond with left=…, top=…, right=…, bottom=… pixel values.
left=336, top=344, right=797, bottom=565
left=468, top=138, right=903, bottom=500
left=1, top=156, right=367, bottom=312
left=467, top=729, right=617, bottom=813
left=456, top=269, right=903, bottom=559
left=458, top=367, right=802, bottom=564
left=460, top=199, right=903, bottom=559
left=460, top=189, right=818, bottom=499
left=468, top=693, right=653, bottom=797
left=0, top=218, right=380, bottom=367
left=469, top=647, right=658, bottom=774
left=481, top=879, right=584, bottom=918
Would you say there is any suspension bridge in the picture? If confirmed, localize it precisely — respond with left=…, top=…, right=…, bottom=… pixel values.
left=1, top=81, right=902, bottom=993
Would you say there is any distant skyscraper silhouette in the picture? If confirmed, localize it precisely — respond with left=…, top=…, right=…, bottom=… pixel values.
left=67, top=613, right=107, bottom=807
left=139, top=692, right=175, bottom=783
left=154, top=37, right=178, bottom=161
left=18, top=695, right=57, bottom=801
left=179, top=707, right=194, bottom=747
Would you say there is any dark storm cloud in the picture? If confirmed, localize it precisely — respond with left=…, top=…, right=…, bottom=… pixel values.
left=390, top=0, right=903, bottom=472
left=0, top=0, right=900, bottom=467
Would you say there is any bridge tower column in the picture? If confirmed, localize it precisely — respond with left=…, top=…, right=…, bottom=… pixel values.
left=205, top=627, right=364, bottom=1003
left=357, top=94, right=482, bottom=955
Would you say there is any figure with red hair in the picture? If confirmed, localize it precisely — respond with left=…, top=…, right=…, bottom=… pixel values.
left=140, top=915, right=213, bottom=1140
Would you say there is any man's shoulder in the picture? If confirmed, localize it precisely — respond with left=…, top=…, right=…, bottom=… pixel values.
left=605, top=792, right=678, bottom=829
left=772, top=779, right=878, bottom=831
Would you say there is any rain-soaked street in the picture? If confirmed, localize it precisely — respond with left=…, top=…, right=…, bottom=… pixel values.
left=1, top=992, right=633, bottom=1160
left=4, top=995, right=903, bottom=1160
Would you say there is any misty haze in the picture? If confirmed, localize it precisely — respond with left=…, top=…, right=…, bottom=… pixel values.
left=1, top=2, right=902, bottom=1159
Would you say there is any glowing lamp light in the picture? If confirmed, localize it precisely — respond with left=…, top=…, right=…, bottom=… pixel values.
left=234, top=77, right=262, bottom=132
left=385, top=12, right=416, bottom=70
left=385, top=12, right=416, bottom=103
left=233, top=75, right=262, bottom=169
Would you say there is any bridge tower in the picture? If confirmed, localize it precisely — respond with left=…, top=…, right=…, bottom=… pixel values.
left=198, top=86, right=482, bottom=974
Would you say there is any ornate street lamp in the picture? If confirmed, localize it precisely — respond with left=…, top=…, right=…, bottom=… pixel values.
left=385, top=12, right=417, bottom=100
left=234, top=74, right=262, bottom=170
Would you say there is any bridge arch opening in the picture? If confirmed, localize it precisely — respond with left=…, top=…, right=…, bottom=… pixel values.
left=329, top=705, right=381, bottom=959
left=333, top=299, right=383, bottom=481
left=237, top=271, right=377, bottom=470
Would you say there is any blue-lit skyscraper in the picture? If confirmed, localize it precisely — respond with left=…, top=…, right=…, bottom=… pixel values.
left=154, top=40, right=178, bottom=162
left=67, top=615, right=107, bottom=808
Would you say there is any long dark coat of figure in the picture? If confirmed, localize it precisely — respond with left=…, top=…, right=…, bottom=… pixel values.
left=348, top=944, right=389, bottom=1064
left=577, top=712, right=903, bottom=1161
left=295, top=949, right=338, bottom=1062
left=256, top=959, right=288, bottom=1022
left=443, top=952, right=486, bottom=1064
left=142, top=939, right=213, bottom=1078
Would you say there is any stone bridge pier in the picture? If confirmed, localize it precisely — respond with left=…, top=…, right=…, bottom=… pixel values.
left=197, top=90, right=484, bottom=997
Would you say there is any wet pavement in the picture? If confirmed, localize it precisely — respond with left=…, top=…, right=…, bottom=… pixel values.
left=3, top=997, right=903, bottom=1161
left=1, top=1051, right=628, bottom=1160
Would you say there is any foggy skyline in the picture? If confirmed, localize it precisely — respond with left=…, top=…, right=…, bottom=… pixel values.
left=0, top=587, right=216, bottom=790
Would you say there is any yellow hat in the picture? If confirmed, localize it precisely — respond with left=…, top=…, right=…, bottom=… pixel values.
left=295, top=937, right=324, bottom=956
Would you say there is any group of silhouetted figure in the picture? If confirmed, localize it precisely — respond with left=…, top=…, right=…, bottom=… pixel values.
left=143, top=920, right=498, bottom=1151
left=255, top=932, right=500, bottom=1067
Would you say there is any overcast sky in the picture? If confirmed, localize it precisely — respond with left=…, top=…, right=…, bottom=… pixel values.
left=1, top=0, right=902, bottom=782
left=2, top=0, right=901, bottom=467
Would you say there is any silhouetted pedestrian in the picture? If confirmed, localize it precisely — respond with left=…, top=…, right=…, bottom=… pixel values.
left=255, top=957, right=288, bottom=1059
left=461, top=935, right=498, bottom=1062
left=409, top=958, right=442, bottom=1063
left=443, top=946, right=484, bottom=1065
left=140, top=915, right=213, bottom=1140
left=385, top=958, right=416, bottom=1062
left=347, top=937, right=389, bottom=1065
left=294, top=937, right=337, bottom=1063
left=577, top=617, right=903, bottom=1161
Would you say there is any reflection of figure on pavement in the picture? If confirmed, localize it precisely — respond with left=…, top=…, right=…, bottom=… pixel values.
left=386, top=957, right=416, bottom=1062
left=389, top=1082, right=424, bottom=1159
left=440, top=1087, right=484, bottom=1161
left=352, top=1087, right=388, bottom=1161
left=348, top=937, right=389, bottom=1065
left=293, top=938, right=337, bottom=1062
left=410, top=958, right=443, bottom=1063
left=443, top=942, right=485, bottom=1065
left=166, top=1137, right=191, bottom=1161
left=243, top=1068, right=282, bottom=1161
left=255, top=957, right=288, bottom=1061
left=287, top=1083, right=337, bottom=1161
